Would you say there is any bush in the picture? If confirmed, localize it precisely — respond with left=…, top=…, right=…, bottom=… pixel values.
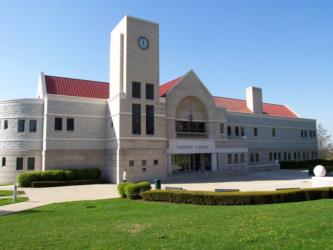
left=18, top=168, right=102, bottom=187
left=280, top=160, right=333, bottom=171
left=117, top=182, right=132, bottom=198
left=71, top=179, right=101, bottom=185
left=32, top=181, right=70, bottom=188
left=142, top=188, right=333, bottom=206
left=124, top=182, right=152, bottom=199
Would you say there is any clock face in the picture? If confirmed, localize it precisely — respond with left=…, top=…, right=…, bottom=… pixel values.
left=138, top=37, right=149, bottom=50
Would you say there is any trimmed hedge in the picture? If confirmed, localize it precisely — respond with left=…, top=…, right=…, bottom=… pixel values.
left=31, top=179, right=101, bottom=188
left=117, top=182, right=132, bottom=198
left=18, top=168, right=101, bottom=187
left=142, top=188, right=333, bottom=206
left=122, top=181, right=152, bottom=199
left=280, top=160, right=333, bottom=171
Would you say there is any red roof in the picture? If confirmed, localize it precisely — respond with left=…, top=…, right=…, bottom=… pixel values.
left=214, top=96, right=298, bottom=118
left=45, top=75, right=109, bottom=99
left=44, top=74, right=298, bottom=118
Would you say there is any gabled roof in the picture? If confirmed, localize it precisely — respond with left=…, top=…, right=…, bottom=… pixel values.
left=45, top=75, right=109, bottom=99
left=159, top=76, right=183, bottom=97
left=214, top=96, right=298, bottom=118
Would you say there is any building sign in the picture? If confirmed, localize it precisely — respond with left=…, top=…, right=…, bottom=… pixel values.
left=168, top=140, right=215, bottom=154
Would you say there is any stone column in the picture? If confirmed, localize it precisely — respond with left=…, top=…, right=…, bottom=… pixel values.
left=167, top=154, right=173, bottom=174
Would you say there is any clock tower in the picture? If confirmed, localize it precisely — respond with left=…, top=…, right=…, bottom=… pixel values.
left=108, top=16, right=166, bottom=183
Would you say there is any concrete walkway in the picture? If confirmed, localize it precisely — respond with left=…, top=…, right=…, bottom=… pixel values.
left=0, top=184, right=119, bottom=216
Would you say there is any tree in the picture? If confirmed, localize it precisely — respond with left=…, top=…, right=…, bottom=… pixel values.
left=317, top=124, right=333, bottom=159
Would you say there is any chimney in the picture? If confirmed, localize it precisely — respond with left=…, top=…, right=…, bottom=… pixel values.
left=246, top=86, right=263, bottom=113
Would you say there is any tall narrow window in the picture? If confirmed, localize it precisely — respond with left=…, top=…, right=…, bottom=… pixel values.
left=240, top=153, right=245, bottom=163
left=146, top=105, right=154, bottom=135
left=132, top=104, right=141, bottom=135
left=67, top=118, right=74, bottom=131
left=313, top=130, right=316, bottom=138
left=255, top=153, right=259, bottom=162
left=240, top=127, right=245, bottom=137
left=227, top=126, right=232, bottom=136
left=132, top=81, right=141, bottom=98
left=227, top=154, right=232, bottom=164
left=250, top=153, right=254, bottom=162
left=16, top=157, right=23, bottom=170
left=254, top=127, right=258, bottom=137
left=27, top=157, right=35, bottom=170
left=220, top=123, right=225, bottom=135
left=235, top=127, right=240, bottom=136
left=304, top=130, right=308, bottom=138
left=29, top=120, right=37, bottom=132
left=2, top=157, right=6, bottom=167
left=4, top=120, right=8, bottom=130
left=272, top=128, right=276, bottom=137
left=278, top=152, right=281, bottom=161
left=234, top=154, right=238, bottom=164
left=55, top=118, right=63, bottom=131
left=284, top=152, right=287, bottom=160
left=301, top=130, right=304, bottom=137
left=18, top=120, right=25, bottom=133
left=145, top=83, right=154, bottom=100
left=269, top=152, right=273, bottom=161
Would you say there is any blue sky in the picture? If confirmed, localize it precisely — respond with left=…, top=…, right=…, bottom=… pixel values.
left=1, top=0, right=332, bottom=135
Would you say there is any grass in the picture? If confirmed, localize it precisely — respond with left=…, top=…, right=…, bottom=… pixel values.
left=0, top=190, right=25, bottom=197
left=0, top=199, right=333, bottom=249
left=0, top=197, right=28, bottom=206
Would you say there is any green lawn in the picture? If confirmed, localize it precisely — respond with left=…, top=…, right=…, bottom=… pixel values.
left=0, top=197, right=28, bottom=206
left=0, top=190, right=25, bottom=196
left=1, top=199, right=333, bottom=249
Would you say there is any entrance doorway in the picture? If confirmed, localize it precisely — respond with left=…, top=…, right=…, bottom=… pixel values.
left=171, top=154, right=211, bottom=173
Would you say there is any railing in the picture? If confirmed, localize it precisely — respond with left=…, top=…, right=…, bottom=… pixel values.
left=176, top=132, right=208, bottom=139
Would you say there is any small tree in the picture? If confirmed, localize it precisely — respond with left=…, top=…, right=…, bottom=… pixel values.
left=317, top=124, right=333, bottom=159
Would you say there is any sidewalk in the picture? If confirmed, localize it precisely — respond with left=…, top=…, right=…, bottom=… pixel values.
left=0, top=184, right=119, bottom=216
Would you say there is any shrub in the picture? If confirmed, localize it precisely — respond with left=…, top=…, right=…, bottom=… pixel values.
left=142, top=188, right=333, bottom=206
left=18, top=168, right=102, bottom=187
left=31, top=181, right=70, bottom=188
left=71, top=179, right=101, bottom=185
left=117, top=182, right=132, bottom=198
left=124, top=182, right=152, bottom=199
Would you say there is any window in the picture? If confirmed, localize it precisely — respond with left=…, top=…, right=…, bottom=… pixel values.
left=272, top=128, right=276, bottom=137
left=110, top=121, right=113, bottom=128
left=313, top=130, right=316, bottom=138
left=273, top=152, right=277, bottom=161
left=304, top=130, right=308, bottom=138
left=18, top=119, right=25, bottom=133
left=235, top=127, right=240, bottom=136
left=132, top=81, right=141, bottom=98
left=240, top=127, right=245, bottom=137
left=2, top=157, right=5, bottom=167
left=227, top=126, right=232, bottom=136
left=132, top=104, right=141, bottom=135
left=269, top=152, right=273, bottom=161
left=234, top=154, right=238, bottom=164
left=146, top=105, right=154, bottom=135
left=294, top=152, right=297, bottom=160
left=142, top=160, right=147, bottom=166
left=250, top=153, right=254, bottom=163
left=142, top=168, right=146, bottom=172
left=4, top=120, right=8, bottom=130
left=227, top=154, right=232, bottom=164
left=255, top=153, right=259, bottom=162
left=254, top=127, right=258, bottom=137
left=288, top=152, right=291, bottom=160
left=67, top=118, right=74, bottom=131
left=284, top=152, right=287, bottom=161
left=301, top=130, right=304, bottom=137
left=29, top=120, right=37, bottom=132
left=145, top=83, right=154, bottom=100
left=309, top=131, right=313, bottom=138
left=220, top=123, right=225, bottom=135
left=240, top=153, right=245, bottom=163
left=16, top=157, right=23, bottom=170
left=27, top=157, right=35, bottom=170
left=154, top=159, right=158, bottom=166
left=298, top=152, right=301, bottom=160
left=278, top=152, right=281, bottom=161
left=129, top=160, right=134, bottom=167
left=55, top=118, right=63, bottom=131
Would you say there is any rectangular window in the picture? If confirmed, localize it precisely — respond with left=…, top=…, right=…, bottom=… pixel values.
left=272, top=128, right=276, bottom=137
left=313, top=131, right=316, bottom=138
left=132, top=104, right=141, bottom=135
left=146, top=105, right=154, bottom=135
left=298, top=152, right=301, bottom=160
left=227, top=126, right=232, bottom=136
left=220, top=123, right=225, bottom=135
left=301, top=130, right=304, bottom=137
left=132, top=81, right=141, bottom=98
left=27, top=157, right=35, bottom=170
left=145, top=83, right=154, bottom=100
left=16, top=157, right=23, bottom=170
left=29, top=120, right=37, bottom=132
left=154, top=159, right=158, bottom=166
left=255, top=153, right=259, bottom=162
left=234, top=154, right=238, bottom=164
left=294, top=152, right=297, bottom=160
left=269, top=152, right=273, bottom=161
left=55, top=118, right=63, bottom=131
left=309, top=131, right=312, bottom=138
left=67, top=118, right=74, bottom=131
left=2, top=157, right=5, bottom=167
left=274, top=152, right=277, bottom=161
left=235, top=127, right=240, bottom=136
left=227, top=154, right=232, bottom=164
left=4, top=120, right=8, bottom=130
left=288, top=152, right=291, bottom=160
left=240, top=127, right=245, bottom=137
left=250, top=153, right=254, bottom=163
left=18, top=119, right=25, bottom=133
left=142, top=168, right=146, bottom=172
left=240, top=153, right=245, bottom=163
left=254, top=127, right=258, bottom=137
left=142, top=160, right=147, bottom=166
left=304, top=130, right=308, bottom=138
left=278, top=152, right=281, bottom=161
left=129, top=160, right=134, bottom=167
